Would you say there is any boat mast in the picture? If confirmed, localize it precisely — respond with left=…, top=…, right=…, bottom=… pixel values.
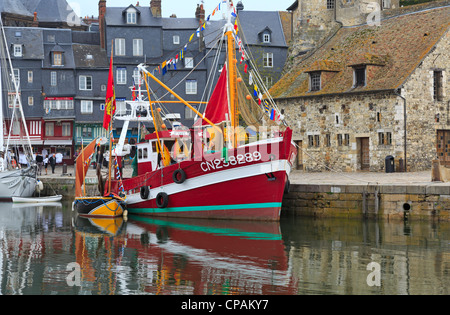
left=0, top=38, right=3, bottom=172
left=0, top=17, right=34, bottom=162
left=225, top=0, right=238, bottom=148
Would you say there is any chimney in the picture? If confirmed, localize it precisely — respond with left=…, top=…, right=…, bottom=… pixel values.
left=150, top=0, right=162, bottom=18
left=196, top=4, right=205, bottom=52
left=32, top=12, right=39, bottom=27
left=195, top=4, right=205, bottom=21
left=98, top=0, right=107, bottom=50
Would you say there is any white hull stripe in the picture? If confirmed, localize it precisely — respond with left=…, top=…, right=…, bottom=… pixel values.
left=126, top=159, right=292, bottom=205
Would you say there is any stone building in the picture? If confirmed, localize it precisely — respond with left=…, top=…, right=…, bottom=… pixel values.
left=284, top=0, right=400, bottom=70
left=270, top=4, right=450, bottom=172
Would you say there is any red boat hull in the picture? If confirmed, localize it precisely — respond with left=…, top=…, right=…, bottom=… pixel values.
left=110, top=129, right=297, bottom=221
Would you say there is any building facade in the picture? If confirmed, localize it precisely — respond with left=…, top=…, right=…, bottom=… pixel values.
left=1, top=0, right=289, bottom=165
left=271, top=3, right=450, bottom=172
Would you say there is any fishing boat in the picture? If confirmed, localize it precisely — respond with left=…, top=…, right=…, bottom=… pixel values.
left=73, top=44, right=126, bottom=218
left=0, top=16, right=37, bottom=200
left=73, top=137, right=126, bottom=218
left=108, top=1, right=297, bottom=221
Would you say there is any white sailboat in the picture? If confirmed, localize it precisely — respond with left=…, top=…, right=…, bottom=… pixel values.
left=0, top=17, right=37, bottom=200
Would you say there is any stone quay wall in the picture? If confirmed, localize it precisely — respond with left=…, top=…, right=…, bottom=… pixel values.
left=283, top=183, right=450, bottom=221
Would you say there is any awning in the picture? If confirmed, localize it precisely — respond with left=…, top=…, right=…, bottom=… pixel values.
left=5, top=139, right=44, bottom=146
left=44, top=140, right=73, bottom=146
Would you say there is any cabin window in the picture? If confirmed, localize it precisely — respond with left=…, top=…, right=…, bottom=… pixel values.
left=309, top=72, right=321, bottom=91
left=138, top=147, right=148, bottom=159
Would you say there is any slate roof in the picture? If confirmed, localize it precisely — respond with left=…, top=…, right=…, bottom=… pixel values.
left=2, top=0, right=84, bottom=25
left=237, top=11, right=287, bottom=47
left=73, top=44, right=108, bottom=68
left=106, top=7, right=162, bottom=27
left=0, top=0, right=33, bottom=17
left=5, top=27, right=44, bottom=60
left=270, top=6, right=450, bottom=98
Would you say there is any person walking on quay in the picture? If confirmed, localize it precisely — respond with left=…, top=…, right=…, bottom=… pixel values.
left=43, top=155, right=49, bottom=175
left=36, top=152, right=43, bottom=176
left=49, top=153, right=57, bottom=174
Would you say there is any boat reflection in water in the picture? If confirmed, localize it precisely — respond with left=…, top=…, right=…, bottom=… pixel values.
left=73, top=213, right=292, bottom=295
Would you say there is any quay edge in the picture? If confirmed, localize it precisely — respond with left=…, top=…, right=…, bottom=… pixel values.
left=282, top=183, right=450, bottom=221
left=39, top=175, right=450, bottom=221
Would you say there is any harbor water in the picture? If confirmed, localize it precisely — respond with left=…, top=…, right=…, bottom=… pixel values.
left=0, top=202, right=449, bottom=295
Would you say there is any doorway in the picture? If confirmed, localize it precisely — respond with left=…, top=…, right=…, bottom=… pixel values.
left=358, top=137, right=370, bottom=171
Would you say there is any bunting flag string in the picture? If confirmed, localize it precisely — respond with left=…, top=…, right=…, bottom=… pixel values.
left=151, top=0, right=233, bottom=77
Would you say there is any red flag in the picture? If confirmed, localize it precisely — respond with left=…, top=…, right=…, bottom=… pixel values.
left=103, top=52, right=116, bottom=130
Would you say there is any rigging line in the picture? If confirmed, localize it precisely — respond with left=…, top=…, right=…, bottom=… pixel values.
left=155, top=33, right=222, bottom=102
left=151, top=27, right=225, bottom=95
left=196, top=32, right=226, bottom=121
left=292, top=142, right=379, bottom=185
left=233, top=17, right=286, bottom=125
left=201, top=32, right=225, bottom=104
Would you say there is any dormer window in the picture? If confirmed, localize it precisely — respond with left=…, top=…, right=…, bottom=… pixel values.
left=353, top=66, right=366, bottom=87
left=309, top=72, right=321, bottom=91
left=51, top=45, right=65, bottom=66
left=258, top=27, right=272, bottom=44
left=13, top=44, right=22, bottom=58
left=124, top=6, right=140, bottom=24
left=127, top=10, right=137, bottom=24
left=53, top=52, right=63, bottom=66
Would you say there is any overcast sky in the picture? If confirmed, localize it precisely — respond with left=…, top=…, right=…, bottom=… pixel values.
left=70, top=0, right=295, bottom=19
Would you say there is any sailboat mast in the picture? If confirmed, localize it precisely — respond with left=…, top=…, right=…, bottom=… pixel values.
left=0, top=17, right=34, bottom=161
left=225, top=0, right=238, bottom=148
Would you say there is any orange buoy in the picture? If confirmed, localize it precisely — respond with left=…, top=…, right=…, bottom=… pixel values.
left=157, top=108, right=162, bottom=112
left=161, top=124, right=167, bottom=129
left=246, top=95, right=252, bottom=100
left=237, top=77, right=243, bottom=83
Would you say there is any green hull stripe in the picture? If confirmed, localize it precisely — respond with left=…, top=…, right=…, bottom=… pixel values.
left=128, top=202, right=282, bottom=214
left=129, top=216, right=282, bottom=241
